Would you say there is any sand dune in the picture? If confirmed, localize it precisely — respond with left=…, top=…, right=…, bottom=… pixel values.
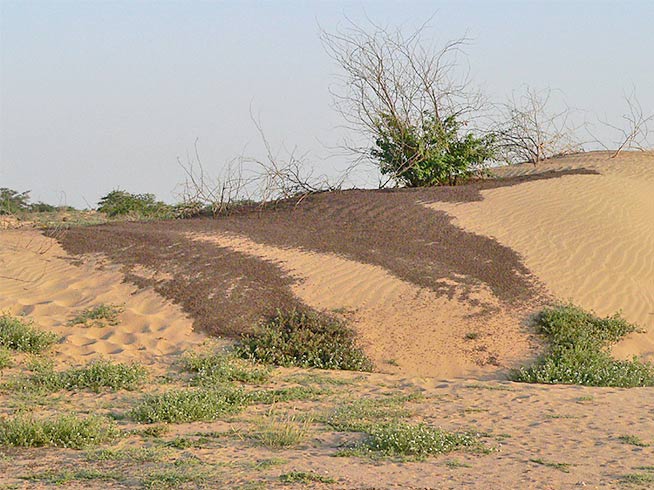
left=193, top=232, right=536, bottom=378
left=429, top=151, right=654, bottom=361
left=0, top=230, right=204, bottom=367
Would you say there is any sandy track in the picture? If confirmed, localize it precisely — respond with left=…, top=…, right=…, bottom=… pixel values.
left=0, top=230, right=204, bottom=367
left=193, top=233, right=536, bottom=379
left=430, top=151, right=654, bottom=361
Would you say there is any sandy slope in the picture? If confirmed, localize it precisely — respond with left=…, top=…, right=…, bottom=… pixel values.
left=429, top=151, right=654, bottom=362
left=0, top=230, right=204, bottom=368
left=193, top=233, right=536, bottom=378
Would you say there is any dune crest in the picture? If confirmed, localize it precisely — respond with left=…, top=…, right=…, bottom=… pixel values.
left=193, top=232, right=536, bottom=378
left=0, top=230, right=204, bottom=367
left=429, top=151, right=654, bottom=361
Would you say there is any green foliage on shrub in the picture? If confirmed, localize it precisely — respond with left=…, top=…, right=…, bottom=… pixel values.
left=11, top=359, right=147, bottom=393
left=97, top=190, right=173, bottom=219
left=0, top=414, right=118, bottom=448
left=181, top=351, right=271, bottom=385
left=371, top=114, right=495, bottom=187
left=0, top=314, right=59, bottom=353
left=0, top=188, right=31, bottom=214
left=130, top=387, right=250, bottom=423
left=236, top=310, right=373, bottom=371
left=340, top=422, right=483, bottom=459
left=512, top=304, right=654, bottom=387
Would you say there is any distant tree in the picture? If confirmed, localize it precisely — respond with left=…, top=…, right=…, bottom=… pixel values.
left=29, top=202, right=57, bottom=213
left=97, top=190, right=171, bottom=218
left=321, top=18, right=494, bottom=187
left=0, top=188, right=31, bottom=215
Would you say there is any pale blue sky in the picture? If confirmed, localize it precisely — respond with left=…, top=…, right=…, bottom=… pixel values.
left=1, top=0, right=653, bottom=208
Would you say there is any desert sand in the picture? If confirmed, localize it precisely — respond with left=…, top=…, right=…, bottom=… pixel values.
left=430, top=151, right=654, bottom=362
left=1, top=152, right=653, bottom=489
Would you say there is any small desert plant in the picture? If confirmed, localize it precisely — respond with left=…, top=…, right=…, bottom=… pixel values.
left=0, top=314, right=59, bottom=353
left=280, top=471, right=335, bottom=484
left=181, top=351, right=271, bottom=385
left=0, top=414, right=118, bottom=448
left=97, top=190, right=173, bottom=219
left=346, top=422, right=483, bottom=459
left=236, top=309, right=373, bottom=371
left=326, top=393, right=422, bottom=432
left=618, top=434, right=649, bottom=447
left=68, top=304, right=124, bottom=327
left=253, top=413, right=312, bottom=449
left=10, top=359, right=147, bottom=393
left=21, top=469, right=124, bottom=484
left=85, top=446, right=167, bottom=462
left=249, top=385, right=326, bottom=404
left=0, top=348, right=11, bottom=370
left=511, top=304, right=654, bottom=387
left=130, top=387, right=249, bottom=423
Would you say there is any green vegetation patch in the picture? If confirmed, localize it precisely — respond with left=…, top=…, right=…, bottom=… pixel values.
left=97, top=190, right=174, bottom=219
left=68, top=304, right=124, bottom=327
left=236, top=310, right=373, bottom=371
left=182, top=351, right=271, bottom=385
left=0, top=348, right=11, bottom=370
left=0, top=314, right=59, bottom=353
left=280, top=471, right=335, bottom=484
left=511, top=304, right=654, bottom=387
left=131, top=387, right=249, bottom=423
left=253, top=414, right=312, bottom=449
left=340, top=422, right=483, bottom=459
left=0, top=414, right=118, bottom=448
left=326, top=393, right=423, bottom=432
left=10, top=359, right=147, bottom=393
left=21, top=469, right=124, bottom=485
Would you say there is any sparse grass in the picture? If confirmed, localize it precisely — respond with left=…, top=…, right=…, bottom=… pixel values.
left=445, top=459, right=472, bottom=468
left=253, top=413, right=312, bottom=448
left=464, top=332, right=479, bottom=340
left=529, top=457, right=572, bottom=473
left=141, top=468, right=209, bottom=489
left=618, top=434, right=650, bottom=447
left=279, top=471, right=335, bottom=484
left=68, top=303, right=123, bottom=327
left=182, top=351, right=271, bottom=385
left=21, top=469, right=124, bottom=484
left=512, top=304, right=654, bottom=387
left=138, top=424, right=170, bottom=438
left=619, top=472, right=654, bottom=485
left=250, top=385, right=326, bottom=404
left=340, top=422, right=483, bottom=459
left=130, top=387, right=249, bottom=423
left=9, top=359, right=147, bottom=393
left=0, top=414, right=118, bottom=448
left=85, top=446, right=167, bottom=462
left=236, top=309, right=373, bottom=371
left=326, top=393, right=423, bottom=432
left=0, top=348, right=11, bottom=370
left=0, top=314, right=59, bottom=353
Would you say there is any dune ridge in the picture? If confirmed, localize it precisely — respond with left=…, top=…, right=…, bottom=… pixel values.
left=0, top=230, right=204, bottom=367
left=193, top=232, right=536, bottom=378
left=430, top=151, right=654, bottom=361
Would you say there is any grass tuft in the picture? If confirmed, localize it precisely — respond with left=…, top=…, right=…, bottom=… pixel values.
left=0, top=348, right=11, bottom=370
left=279, top=471, right=335, bottom=484
left=0, top=414, right=118, bottom=448
left=68, top=304, right=123, bottom=327
left=182, top=351, right=271, bottom=385
left=236, top=309, right=373, bottom=371
left=0, top=314, right=59, bottom=353
left=253, top=413, right=312, bottom=448
left=511, top=304, right=654, bottom=387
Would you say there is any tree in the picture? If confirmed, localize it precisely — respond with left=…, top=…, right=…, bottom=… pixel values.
left=0, top=188, right=30, bottom=215
left=320, top=18, right=493, bottom=187
left=491, top=86, right=583, bottom=165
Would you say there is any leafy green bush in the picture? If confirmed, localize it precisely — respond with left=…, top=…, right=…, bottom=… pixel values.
left=0, top=314, right=59, bottom=353
left=130, top=387, right=249, bottom=423
left=342, top=422, right=482, bottom=458
left=236, top=310, right=373, bottom=371
left=511, top=304, right=654, bottom=387
left=97, top=190, right=172, bottom=219
left=181, top=351, right=271, bottom=385
left=0, top=414, right=118, bottom=448
left=372, top=113, right=495, bottom=187
left=0, top=188, right=31, bottom=214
